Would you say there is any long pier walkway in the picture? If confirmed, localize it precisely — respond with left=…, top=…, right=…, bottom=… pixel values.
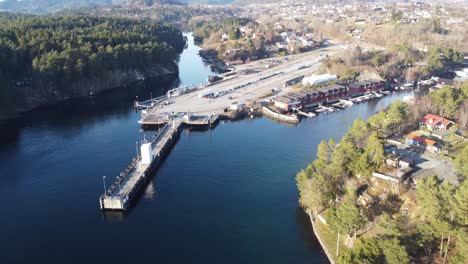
left=100, top=119, right=183, bottom=210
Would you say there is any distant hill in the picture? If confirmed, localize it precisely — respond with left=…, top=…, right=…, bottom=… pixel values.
left=125, top=0, right=187, bottom=6
left=0, top=0, right=126, bottom=14
left=0, top=0, right=195, bottom=14
left=183, top=0, right=234, bottom=4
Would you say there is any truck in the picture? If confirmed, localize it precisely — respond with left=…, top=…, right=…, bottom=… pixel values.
left=198, top=89, right=215, bottom=98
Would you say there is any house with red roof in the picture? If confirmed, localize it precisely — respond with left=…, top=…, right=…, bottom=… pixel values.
left=405, top=133, right=441, bottom=153
left=421, top=114, right=454, bottom=131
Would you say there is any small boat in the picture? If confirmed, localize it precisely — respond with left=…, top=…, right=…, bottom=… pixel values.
left=339, top=99, right=353, bottom=107
left=373, top=92, right=383, bottom=98
left=403, top=95, right=414, bottom=103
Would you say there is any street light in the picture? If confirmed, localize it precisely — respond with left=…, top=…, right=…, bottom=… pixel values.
left=136, top=141, right=139, bottom=157
left=150, top=92, right=153, bottom=100
left=102, top=176, right=107, bottom=197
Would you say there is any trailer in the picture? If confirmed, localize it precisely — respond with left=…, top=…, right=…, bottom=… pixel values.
left=284, top=75, right=305, bottom=87
left=198, top=89, right=215, bottom=98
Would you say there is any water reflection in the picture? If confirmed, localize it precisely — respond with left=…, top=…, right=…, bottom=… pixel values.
left=295, top=208, right=329, bottom=263
left=0, top=32, right=212, bottom=148
left=143, top=180, right=157, bottom=200
left=101, top=210, right=126, bottom=222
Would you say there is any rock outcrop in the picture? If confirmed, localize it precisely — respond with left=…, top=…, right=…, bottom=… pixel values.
left=0, top=62, right=178, bottom=121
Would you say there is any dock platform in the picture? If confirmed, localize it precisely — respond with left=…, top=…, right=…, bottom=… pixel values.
left=139, top=111, right=219, bottom=127
left=100, top=120, right=183, bottom=211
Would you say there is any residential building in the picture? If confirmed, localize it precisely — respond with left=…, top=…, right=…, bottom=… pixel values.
left=421, top=114, right=454, bottom=131
left=386, top=154, right=415, bottom=169
left=405, top=134, right=441, bottom=153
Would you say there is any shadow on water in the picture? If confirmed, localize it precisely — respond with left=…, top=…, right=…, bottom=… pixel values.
left=101, top=210, right=126, bottom=222
left=0, top=75, right=180, bottom=146
left=295, top=208, right=330, bottom=264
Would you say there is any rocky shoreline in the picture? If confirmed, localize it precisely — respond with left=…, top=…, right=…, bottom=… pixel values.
left=0, top=63, right=179, bottom=121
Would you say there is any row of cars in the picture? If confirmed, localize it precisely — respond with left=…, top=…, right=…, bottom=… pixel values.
left=231, top=72, right=283, bottom=90
left=199, top=88, right=234, bottom=99
left=198, top=72, right=284, bottom=100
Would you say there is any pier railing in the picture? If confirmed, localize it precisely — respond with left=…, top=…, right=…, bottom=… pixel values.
left=135, top=95, right=167, bottom=109
left=104, top=123, right=169, bottom=197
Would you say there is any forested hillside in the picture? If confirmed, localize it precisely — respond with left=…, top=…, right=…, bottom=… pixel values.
left=0, top=0, right=125, bottom=14
left=0, top=14, right=185, bottom=119
left=297, top=84, right=468, bottom=263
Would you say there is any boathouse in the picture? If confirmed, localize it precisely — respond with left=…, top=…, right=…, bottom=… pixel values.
left=347, top=80, right=383, bottom=97
left=273, top=95, right=301, bottom=111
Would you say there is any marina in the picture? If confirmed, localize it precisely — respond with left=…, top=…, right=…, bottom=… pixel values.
left=297, top=109, right=317, bottom=118
left=113, top=66, right=398, bottom=211
left=315, top=105, right=338, bottom=113
left=103, top=82, right=397, bottom=211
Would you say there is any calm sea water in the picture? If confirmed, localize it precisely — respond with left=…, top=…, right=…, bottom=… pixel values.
left=0, top=33, right=409, bottom=264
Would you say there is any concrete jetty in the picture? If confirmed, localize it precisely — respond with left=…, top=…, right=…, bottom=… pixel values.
left=261, top=105, right=300, bottom=124
left=100, top=112, right=220, bottom=211
left=100, top=120, right=183, bottom=210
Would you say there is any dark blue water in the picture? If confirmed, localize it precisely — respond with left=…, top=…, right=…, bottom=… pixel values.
left=0, top=33, right=409, bottom=264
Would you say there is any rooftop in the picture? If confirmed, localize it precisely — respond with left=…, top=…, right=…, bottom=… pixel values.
left=274, top=95, right=294, bottom=104
left=406, top=133, right=436, bottom=146
left=422, top=114, right=453, bottom=127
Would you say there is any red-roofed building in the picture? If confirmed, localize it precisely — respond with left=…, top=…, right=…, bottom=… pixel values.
left=405, top=133, right=441, bottom=153
left=421, top=114, right=454, bottom=131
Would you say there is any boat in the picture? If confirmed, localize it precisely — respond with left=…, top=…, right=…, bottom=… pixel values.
left=401, top=83, right=414, bottom=90
left=297, top=109, right=316, bottom=118
left=340, top=99, right=353, bottom=106
left=373, top=92, right=383, bottom=98
left=315, top=105, right=334, bottom=113
left=332, top=102, right=346, bottom=109
left=403, top=95, right=415, bottom=103
left=455, top=68, right=468, bottom=78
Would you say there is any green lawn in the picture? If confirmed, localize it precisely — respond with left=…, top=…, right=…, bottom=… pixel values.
left=448, top=138, right=468, bottom=158
left=315, top=218, right=348, bottom=262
